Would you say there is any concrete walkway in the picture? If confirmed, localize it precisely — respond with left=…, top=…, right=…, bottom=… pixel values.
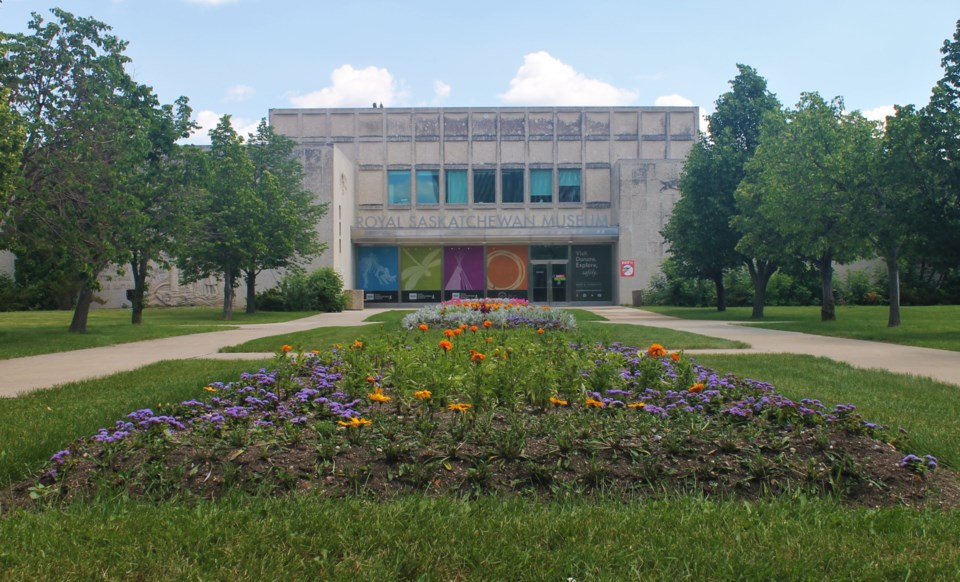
left=588, top=306, right=960, bottom=387
left=0, top=309, right=392, bottom=398
left=1, top=306, right=957, bottom=397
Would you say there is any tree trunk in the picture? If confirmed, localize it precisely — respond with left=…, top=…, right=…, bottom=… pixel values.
left=222, top=267, right=235, bottom=321
left=713, top=272, right=727, bottom=312
left=746, top=259, right=777, bottom=319
left=245, top=270, right=257, bottom=315
left=69, top=284, right=95, bottom=333
left=885, top=252, right=902, bottom=328
left=130, top=253, right=149, bottom=325
left=818, top=252, right=836, bottom=322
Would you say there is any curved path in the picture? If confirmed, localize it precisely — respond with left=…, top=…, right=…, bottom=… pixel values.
left=0, top=306, right=957, bottom=397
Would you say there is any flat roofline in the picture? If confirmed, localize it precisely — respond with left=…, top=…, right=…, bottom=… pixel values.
left=269, top=105, right=699, bottom=115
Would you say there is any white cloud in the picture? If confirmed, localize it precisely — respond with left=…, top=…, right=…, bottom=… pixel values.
left=654, top=94, right=694, bottom=107
left=498, top=51, right=638, bottom=106
left=224, top=84, right=255, bottom=102
left=290, top=64, right=401, bottom=108
left=181, top=110, right=259, bottom=145
left=862, top=105, right=896, bottom=123
left=434, top=80, right=452, bottom=101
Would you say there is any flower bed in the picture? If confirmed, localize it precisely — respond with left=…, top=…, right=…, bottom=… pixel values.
left=401, top=298, right=576, bottom=331
left=6, top=314, right=955, bottom=509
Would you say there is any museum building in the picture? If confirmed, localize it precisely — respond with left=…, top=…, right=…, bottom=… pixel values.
left=268, top=106, right=698, bottom=305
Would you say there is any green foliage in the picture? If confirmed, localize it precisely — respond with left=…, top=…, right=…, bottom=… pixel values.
left=261, top=268, right=347, bottom=312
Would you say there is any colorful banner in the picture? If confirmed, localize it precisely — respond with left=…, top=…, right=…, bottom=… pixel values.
left=486, top=245, right=528, bottom=291
left=401, top=247, right=442, bottom=291
left=356, top=246, right=398, bottom=291
left=443, top=246, right=484, bottom=291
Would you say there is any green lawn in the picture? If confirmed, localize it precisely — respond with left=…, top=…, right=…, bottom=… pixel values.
left=0, top=308, right=316, bottom=360
left=641, top=305, right=960, bottom=351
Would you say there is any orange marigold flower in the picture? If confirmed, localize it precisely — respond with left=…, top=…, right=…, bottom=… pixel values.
left=366, top=375, right=377, bottom=383
left=549, top=396, right=568, bottom=406
left=471, top=352, right=486, bottom=363
left=414, top=389, right=432, bottom=400
left=628, top=402, right=647, bottom=409
left=438, top=339, right=453, bottom=351
left=338, top=417, right=372, bottom=427
left=469, top=325, right=478, bottom=332
left=453, top=328, right=463, bottom=336
left=418, top=323, right=429, bottom=332
left=670, top=352, right=681, bottom=361
left=444, top=329, right=455, bottom=337
left=537, top=328, right=544, bottom=335
left=448, top=402, right=473, bottom=412
left=352, top=340, right=364, bottom=349
left=646, top=343, right=668, bottom=358
left=309, top=349, right=321, bottom=355
left=281, top=344, right=293, bottom=353
left=585, top=397, right=606, bottom=408
left=369, top=386, right=391, bottom=402
left=688, top=383, right=705, bottom=393
left=459, top=323, right=468, bottom=330
left=483, top=320, right=493, bottom=328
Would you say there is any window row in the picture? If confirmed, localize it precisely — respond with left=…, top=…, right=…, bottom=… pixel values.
left=386, top=168, right=582, bottom=206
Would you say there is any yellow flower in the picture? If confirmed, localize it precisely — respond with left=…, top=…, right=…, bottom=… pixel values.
left=281, top=344, right=293, bottom=353
left=585, top=397, right=605, bottom=408
left=203, top=385, right=216, bottom=393
left=414, top=389, right=432, bottom=400
left=549, top=396, right=568, bottom=406
left=369, top=386, right=391, bottom=403
left=448, top=402, right=472, bottom=412
left=352, top=340, right=364, bottom=349
left=337, top=417, right=372, bottom=427
left=628, top=402, right=647, bottom=409
left=646, top=343, right=668, bottom=358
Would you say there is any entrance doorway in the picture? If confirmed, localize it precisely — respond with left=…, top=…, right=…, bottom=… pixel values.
left=531, top=262, right=568, bottom=304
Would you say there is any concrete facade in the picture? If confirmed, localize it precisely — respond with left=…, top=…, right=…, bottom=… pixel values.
left=270, top=106, right=697, bottom=305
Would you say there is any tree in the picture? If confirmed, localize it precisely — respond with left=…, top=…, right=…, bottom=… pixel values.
left=126, top=96, right=202, bottom=324
left=738, top=93, right=870, bottom=321
left=662, top=65, right=781, bottom=315
left=0, top=91, right=23, bottom=207
left=240, top=120, right=327, bottom=314
left=0, top=9, right=157, bottom=332
left=178, top=116, right=262, bottom=320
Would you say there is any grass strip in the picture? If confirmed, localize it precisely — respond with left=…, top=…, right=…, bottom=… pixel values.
left=0, top=308, right=316, bottom=360
left=643, top=305, right=960, bottom=351
left=1, top=496, right=957, bottom=579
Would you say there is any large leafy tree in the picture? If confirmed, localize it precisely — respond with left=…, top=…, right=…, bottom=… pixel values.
left=178, top=116, right=262, bottom=320
left=662, top=64, right=781, bottom=314
left=0, top=9, right=159, bottom=332
left=241, top=119, right=327, bottom=314
left=0, top=90, right=23, bottom=210
left=739, top=93, right=870, bottom=321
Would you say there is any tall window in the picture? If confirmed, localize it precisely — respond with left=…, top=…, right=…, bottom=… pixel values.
left=416, top=170, right=440, bottom=205
left=473, top=169, right=495, bottom=204
left=558, top=168, right=581, bottom=203
left=388, top=170, right=411, bottom=205
left=530, top=169, right=553, bottom=204
left=446, top=169, right=467, bottom=204
left=501, top=169, right=524, bottom=203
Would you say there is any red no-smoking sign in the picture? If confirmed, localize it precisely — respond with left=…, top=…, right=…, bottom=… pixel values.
left=620, top=260, right=635, bottom=277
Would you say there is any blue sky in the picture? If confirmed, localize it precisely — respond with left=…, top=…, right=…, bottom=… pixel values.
left=3, top=1, right=958, bottom=143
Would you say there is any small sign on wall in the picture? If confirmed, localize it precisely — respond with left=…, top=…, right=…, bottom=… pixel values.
left=620, top=260, right=635, bottom=278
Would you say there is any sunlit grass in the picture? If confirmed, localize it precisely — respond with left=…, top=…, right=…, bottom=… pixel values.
left=641, top=305, right=960, bottom=351
left=0, top=308, right=316, bottom=360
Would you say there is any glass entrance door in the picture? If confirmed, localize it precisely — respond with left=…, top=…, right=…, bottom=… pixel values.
left=531, top=262, right=568, bottom=304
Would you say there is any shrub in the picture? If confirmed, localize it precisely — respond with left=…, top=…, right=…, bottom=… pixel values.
left=259, top=268, right=347, bottom=312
